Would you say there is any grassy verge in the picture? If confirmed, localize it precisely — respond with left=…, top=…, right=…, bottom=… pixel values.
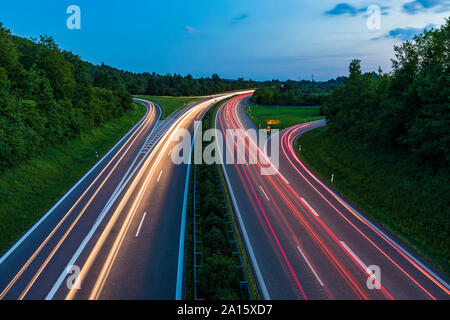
left=245, top=104, right=324, bottom=131
left=135, top=96, right=201, bottom=119
left=296, top=126, right=450, bottom=275
left=0, top=102, right=146, bottom=255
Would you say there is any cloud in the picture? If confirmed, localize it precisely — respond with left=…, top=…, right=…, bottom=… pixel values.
left=325, top=3, right=365, bottom=16
left=231, top=13, right=249, bottom=24
left=373, top=24, right=435, bottom=40
left=402, top=0, right=450, bottom=14
left=325, top=3, right=390, bottom=16
left=184, top=26, right=195, bottom=34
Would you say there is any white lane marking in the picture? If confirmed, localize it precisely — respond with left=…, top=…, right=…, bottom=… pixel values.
left=135, top=212, right=147, bottom=238
left=157, top=170, right=163, bottom=182
left=168, top=149, right=171, bottom=156
left=259, top=185, right=270, bottom=201
left=301, top=198, right=319, bottom=217
left=340, top=241, right=369, bottom=273
left=0, top=101, right=152, bottom=266
left=47, top=96, right=231, bottom=300
left=263, top=167, right=291, bottom=185
left=287, top=126, right=450, bottom=292
left=278, top=172, right=290, bottom=185
left=46, top=135, right=157, bottom=300
left=297, top=246, right=324, bottom=286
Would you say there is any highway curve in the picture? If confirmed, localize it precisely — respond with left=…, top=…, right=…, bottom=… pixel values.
left=215, top=93, right=450, bottom=300
left=54, top=92, right=247, bottom=300
left=0, top=93, right=240, bottom=300
left=0, top=99, right=162, bottom=299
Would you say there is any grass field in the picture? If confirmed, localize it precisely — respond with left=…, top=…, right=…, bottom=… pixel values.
left=245, top=105, right=324, bottom=131
left=0, top=102, right=146, bottom=255
left=136, top=96, right=202, bottom=119
left=296, top=126, right=450, bottom=275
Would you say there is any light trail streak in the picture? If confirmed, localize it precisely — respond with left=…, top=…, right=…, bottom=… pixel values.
left=282, top=124, right=443, bottom=299
left=219, top=96, right=396, bottom=299
left=0, top=101, right=157, bottom=300
left=65, top=92, right=250, bottom=300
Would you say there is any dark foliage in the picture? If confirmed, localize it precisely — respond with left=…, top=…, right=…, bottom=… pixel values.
left=249, top=78, right=344, bottom=106
left=0, top=24, right=133, bottom=169
left=194, top=104, right=242, bottom=299
left=0, top=23, right=257, bottom=171
left=120, top=72, right=257, bottom=96
left=323, top=20, right=449, bottom=171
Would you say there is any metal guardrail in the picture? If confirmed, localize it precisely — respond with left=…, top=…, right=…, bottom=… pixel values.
left=192, top=164, right=204, bottom=300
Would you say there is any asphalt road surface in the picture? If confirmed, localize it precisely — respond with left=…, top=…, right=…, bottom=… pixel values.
left=0, top=92, right=248, bottom=300
left=215, top=93, right=450, bottom=300
left=1, top=91, right=448, bottom=300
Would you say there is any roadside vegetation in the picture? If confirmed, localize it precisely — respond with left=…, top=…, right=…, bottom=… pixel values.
left=126, top=73, right=255, bottom=96
left=298, top=21, right=449, bottom=274
left=0, top=24, right=133, bottom=171
left=0, top=21, right=237, bottom=257
left=0, top=102, right=146, bottom=254
left=245, top=105, right=324, bottom=131
left=249, top=78, right=343, bottom=106
left=135, top=95, right=201, bottom=119
left=0, top=22, right=143, bottom=254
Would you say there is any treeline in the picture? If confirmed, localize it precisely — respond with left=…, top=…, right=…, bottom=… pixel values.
left=90, top=60, right=257, bottom=96
left=250, top=78, right=344, bottom=106
left=121, top=72, right=257, bottom=96
left=0, top=24, right=133, bottom=169
left=324, top=20, right=449, bottom=172
left=0, top=22, right=257, bottom=171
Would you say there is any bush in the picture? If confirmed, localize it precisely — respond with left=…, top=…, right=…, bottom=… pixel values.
left=198, top=253, right=239, bottom=300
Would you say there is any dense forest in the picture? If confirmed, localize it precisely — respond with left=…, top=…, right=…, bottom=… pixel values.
left=323, top=19, right=449, bottom=172
left=301, top=20, right=449, bottom=271
left=93, top=62, right=259, bottom=96
left=0, top=24, right=133, bottom=170
left=0, top=23, right=257, bottom=171
left=120, top=71, right=257, bottom=96
left=249, top=78, right=344, bottom=106
left=0, top=21, right=347, bottom=171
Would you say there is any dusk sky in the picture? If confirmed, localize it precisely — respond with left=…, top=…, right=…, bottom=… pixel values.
left=0, top=0, right=449, bottom=81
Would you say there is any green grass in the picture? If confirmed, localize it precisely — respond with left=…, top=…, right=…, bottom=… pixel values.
left=245, top=105, right=324, bottom=131
left=136, top=95, right=202, bottom=119
left=296, top=126, right=450, bottom=275
left=0, top=102, right=146, bottom=255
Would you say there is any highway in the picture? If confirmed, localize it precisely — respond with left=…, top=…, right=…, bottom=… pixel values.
left=0, top=93, right=242, bottom=300
left=0, top=98, right=160, bottom=299
left=1, top=91, right=448, bottom=300
left=215, top=93, right=450, bottom=300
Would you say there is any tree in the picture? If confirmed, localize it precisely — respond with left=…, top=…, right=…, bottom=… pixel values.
left=323, top=19, right=449, bottom=171
left=0, top=23, right=134, bottom=170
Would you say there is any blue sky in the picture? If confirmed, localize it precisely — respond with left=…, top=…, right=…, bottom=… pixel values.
left=0, top=1, right=448, bottom=81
